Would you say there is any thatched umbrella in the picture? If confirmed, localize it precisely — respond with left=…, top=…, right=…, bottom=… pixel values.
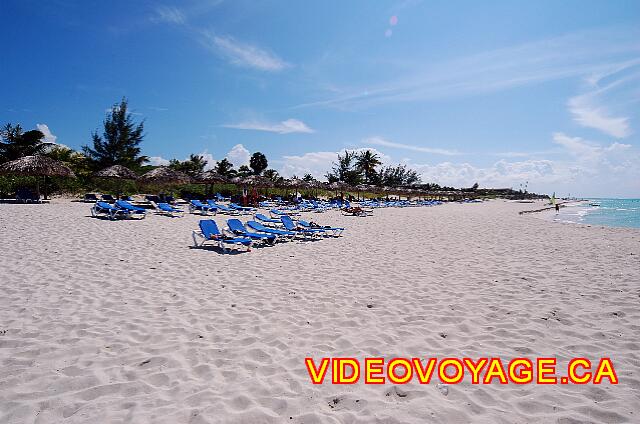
left=355, top=184, right=371, bottom=201
left=196, top=170, right=228, bottom=184
left=241, top=175, right=274, bottom=188
left=195, top=170, right=228, bottom=198
left=140, top=167, right=191, bottom=185
left=94, top=165, right=138, bottom=199
left=94, top=164, right=138, bottom=180
left=327, top=181, right=349, bottom=201
left=283, top=177, right=309, bottom=199
left=0, top=155, right=76, bottom=200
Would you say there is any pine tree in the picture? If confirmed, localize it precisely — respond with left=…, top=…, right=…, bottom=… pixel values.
left=83, top=98, right=148, bottom=169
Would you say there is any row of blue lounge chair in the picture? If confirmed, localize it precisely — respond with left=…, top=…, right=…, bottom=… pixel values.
left=192, top=215, right=345, bottom=253
left=91, top=200, right=184, bottom=219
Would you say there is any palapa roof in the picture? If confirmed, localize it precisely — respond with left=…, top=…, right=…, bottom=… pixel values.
left=94, top=165, right=138, bottom=179
left=195, top=170, right=228, bottom=183
left=240, top=174, right=274, bottom=187
left=284, top=177, right=309, bottom=188
left=0, top=155, right=76, bottom=177
left=140, top=166, right=191, bottom=184
left=328, top=181, right=349, bottom=190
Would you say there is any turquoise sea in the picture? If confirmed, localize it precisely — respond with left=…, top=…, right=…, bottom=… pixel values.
left=553, top=199, right=640, bottom=229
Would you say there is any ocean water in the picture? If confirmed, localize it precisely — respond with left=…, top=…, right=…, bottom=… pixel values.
left=553, top=199, right=640, bottom=229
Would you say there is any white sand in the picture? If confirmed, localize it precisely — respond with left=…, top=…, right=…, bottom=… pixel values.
left=1, top=199, right=638, bottom=423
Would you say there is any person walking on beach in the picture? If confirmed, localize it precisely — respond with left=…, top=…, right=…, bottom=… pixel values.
left=555, top=203, right=560, bottom=213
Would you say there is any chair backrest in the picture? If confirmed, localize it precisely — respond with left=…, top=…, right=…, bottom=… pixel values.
left=84, top=193, right=98, bottom=201
left=227, top=219, right=246, bottom=233
left=246, top=221, right=264, bottom=231
left=230, top=203, right=242, bottom=209
left=255, top=213, right=270, bottom=221
left=102, top=194, right=115, bottom=201
left=280, top=215, right=295, bottom=230
left=97, top=201, right=114, bottom=210
left=199, top=220, right=220, bottom=239
left=158, top=202, right=171, bottom=211
left=116, top=200, right=131, bottom=209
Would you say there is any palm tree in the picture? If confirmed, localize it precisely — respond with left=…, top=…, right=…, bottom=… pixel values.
left=356, top=150, right=382, bottom=184
left=0, top=123, right=53, bottom=162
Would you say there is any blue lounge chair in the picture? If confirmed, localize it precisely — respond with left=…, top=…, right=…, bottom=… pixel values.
left=192, top=220, right=252, bottom=253
left=190, top=199, right=217, bottom=215
left=280, top=215, right=322, bottom=239
left=83, top=193, right=98, bottom=203
left=115, top=200, right=147, bottom=218
left=298, top=219, right=344, bottom=237
left=255, top=213, right=282, bottom=227
left=156, top=202, right=184, bottom=217
left=246, top=221, right=296, bottom=241
left=227, top=219, right=276, bottom=244
left=270, top=208, right=300, bottom=218
left=230, top=203, right=256, bottom=214
left=215, top=193, right=230, bottom=202
left=91, top=201, right=129, bottom=220
left=101, top=194, right=116, bottom=203
left=207, top=200, right=239, bottom=215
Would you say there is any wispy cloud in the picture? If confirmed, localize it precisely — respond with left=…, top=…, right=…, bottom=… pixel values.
left=201, top=32, right=289, bottom=71
left=294, top=28, right=640, bottom=110
left=568, top=95, right=631, bottom=138
left=567, top=59, right=640, bottom=138
left=151, top=6, right=186, bottom=25
left=224, top=119, right=314, bottom=134
left=363, top=136, right=459, bottom=155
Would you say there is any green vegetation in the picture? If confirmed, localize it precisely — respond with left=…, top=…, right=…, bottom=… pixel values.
left=0, top=100, right=547, bottom=200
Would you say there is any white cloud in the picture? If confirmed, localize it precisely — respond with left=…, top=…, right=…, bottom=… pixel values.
left=198, top=150, right=217, bottom=170
left=568, top=95, right=630, bottom=138
left=279, top=151, right=338, bottom=179
left=36, top=124, right=57, bottom=144
left=148, top=156, right=170, bottom=166
left=408, top=159, right=562, bottom=190
left=203, top=33, right=288, bottom=71
left=226, top=144, right=251, bottom=167
left=151, top=6, right=186, bottom=25
left=273, top=132, right=639, bottom=197
left=363, top=136, right=459, bottom=155
left=278, top=147, right=392, bottom=179
left=224, top=118, right=314, bottom=134
left=552, top=132, right=631, bottom=162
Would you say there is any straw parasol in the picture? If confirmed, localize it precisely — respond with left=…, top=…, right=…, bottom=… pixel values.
left=94, top=164, right=138, bottom=180
left=241, top=174, right=274, bottom=187
left=284, top=177, right=308, bottom=189
left=196, top=170, right=228, bottom=184
left=94, top=165, right=138, bottom=198
left=355, top=183, right=371, bottom=201
left=140, top=166, right=191, bottom=185
left=0, top=155, right=76, bottom=200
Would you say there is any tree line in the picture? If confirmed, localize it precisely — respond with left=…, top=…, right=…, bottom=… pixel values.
left=1, top=97, right=464, bottom=191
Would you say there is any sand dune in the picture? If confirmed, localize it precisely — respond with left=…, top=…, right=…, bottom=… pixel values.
left=0, top=199, right=638, bottom=423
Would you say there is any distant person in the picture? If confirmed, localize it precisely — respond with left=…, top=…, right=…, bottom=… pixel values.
left=555, top=203, right=560, bottom=213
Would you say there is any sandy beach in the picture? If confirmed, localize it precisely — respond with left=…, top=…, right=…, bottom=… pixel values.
left=1, top=199, right=638, bottom=423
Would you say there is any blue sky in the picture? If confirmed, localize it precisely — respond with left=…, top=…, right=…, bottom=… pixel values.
left=2, top=0, right=639, bottom=197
